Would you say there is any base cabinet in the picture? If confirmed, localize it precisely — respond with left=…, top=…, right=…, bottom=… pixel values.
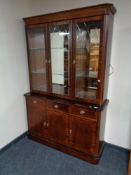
left=25, top=95, right=105, bottom=163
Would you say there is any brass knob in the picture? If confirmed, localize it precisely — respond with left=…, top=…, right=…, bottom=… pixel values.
left=54, top=104, right=59, bottom=109
left=43, top=121, right=47, bottom=128
left=46, top=122, right=49, bottom=128
left=80, top=110, right=86, bottom=115
left=73, top=60, right=76, bottom=64
left=69, top=129, right=72, bottom=135
left=33, top=100, right=37, bottom=104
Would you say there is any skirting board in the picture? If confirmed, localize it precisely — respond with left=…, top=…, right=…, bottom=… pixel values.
left=0, top=132, right=27, bottom=155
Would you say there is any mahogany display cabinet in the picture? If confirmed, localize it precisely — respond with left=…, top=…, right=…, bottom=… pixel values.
left=24, top=3, right=116, bottom=164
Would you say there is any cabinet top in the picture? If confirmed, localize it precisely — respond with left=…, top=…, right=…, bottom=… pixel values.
left=24, top=3, right=116, bottom=26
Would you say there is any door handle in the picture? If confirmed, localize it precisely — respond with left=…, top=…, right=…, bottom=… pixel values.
left=46, top=122, right=49, bottom=128
left=43, top=121, right=47, bottom=128
left=69, top=129, right=72, bottom=135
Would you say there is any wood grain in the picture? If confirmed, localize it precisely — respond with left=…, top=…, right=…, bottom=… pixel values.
left=24, top=4, right=116, bottom=25
left=24, top=3, right=116, bottom=164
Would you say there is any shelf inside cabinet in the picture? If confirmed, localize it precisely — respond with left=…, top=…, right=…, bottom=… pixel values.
left=31, top=69, right=46, bottom=74
left=29, top=48, right=45, bottom=51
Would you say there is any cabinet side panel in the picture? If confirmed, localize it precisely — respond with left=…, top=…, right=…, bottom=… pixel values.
left=103, top=14, right=114, bottom=100
left=99, top=105, right=108, bottom=142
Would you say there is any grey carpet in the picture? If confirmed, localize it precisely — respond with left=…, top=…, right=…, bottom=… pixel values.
left=0, top=136, right=129, bottom=175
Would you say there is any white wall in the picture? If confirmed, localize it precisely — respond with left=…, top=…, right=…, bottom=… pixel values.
left=31, top=0, right=131, bottom=149
left=0, top=0, right=32, bottom=149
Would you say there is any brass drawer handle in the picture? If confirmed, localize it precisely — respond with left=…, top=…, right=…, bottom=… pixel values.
left=80, top=110, right=86, bottom=115
left=33, top=100, right=37, bottom=104
left=43, top=121, right=49, bottom=128
left=54, top=104, right=59, bottom=109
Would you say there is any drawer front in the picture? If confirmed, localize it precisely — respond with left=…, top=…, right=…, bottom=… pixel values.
left=26, top=96, right=46, bottom=107
left=70, top=105, right=97, bottom=120
left=47, top=100, right=69, bottom=113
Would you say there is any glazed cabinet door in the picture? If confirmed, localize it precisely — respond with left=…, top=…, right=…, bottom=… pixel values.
left=48, top=21, right=72, bottom=97
left=47, top=110, right=69, bottom=146
left=26, top=25, right=49, bottom=93
left=26, top=97, right=49, bottom=139
left=73, top=17, right=103, bottom=102
left=69, top=115, right=97, bottom=154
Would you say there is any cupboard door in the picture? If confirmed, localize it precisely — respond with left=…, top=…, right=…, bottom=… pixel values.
left=49, top=21, right=71, bottom=97
left=70, top=115, right=97, bottom=154
left=47, top=110, right=69, bottom=146
left=27, top=26, right=49, bottom=92
left=73, top=18, right=102, bottom=101
left=26, top=97, right=49, bottom=139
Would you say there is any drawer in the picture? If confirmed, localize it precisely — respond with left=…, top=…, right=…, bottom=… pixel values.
left=47, top=100, right=69, bottom=113
left=26, top=96, right=46, bottom=107
left=70, top=105, right=97, bottom=120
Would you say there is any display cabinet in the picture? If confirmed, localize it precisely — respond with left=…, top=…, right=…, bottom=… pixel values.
left=24, top=4, right=116, bottom=164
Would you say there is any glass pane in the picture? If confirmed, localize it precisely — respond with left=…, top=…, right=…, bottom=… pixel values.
left=28, top=28, right=47, bottom=91
left=75, top=21, right=101, bottom=100
left=50, top=23, right=70, bottom=95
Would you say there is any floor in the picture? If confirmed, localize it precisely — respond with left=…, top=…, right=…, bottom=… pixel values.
left=0, top=136, right=129, bottom=175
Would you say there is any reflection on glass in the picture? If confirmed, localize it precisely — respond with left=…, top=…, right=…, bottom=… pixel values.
left=50, top=24, right=70, bottom=95
left=28, top=28, right=47, bottom=91
left=75, top=21, right=101, bottom=100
